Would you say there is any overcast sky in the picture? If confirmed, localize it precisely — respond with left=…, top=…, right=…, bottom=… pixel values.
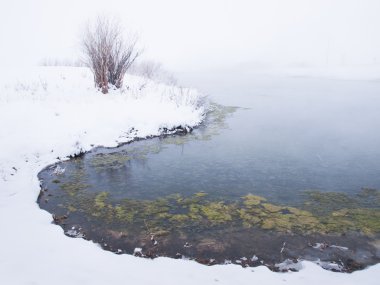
left=1, top=0, right=380, bottom=71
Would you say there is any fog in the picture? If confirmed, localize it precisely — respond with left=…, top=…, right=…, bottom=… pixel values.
left=1, top=0, right=380, bottom=71
left=176, top=72, right=380, bottom=194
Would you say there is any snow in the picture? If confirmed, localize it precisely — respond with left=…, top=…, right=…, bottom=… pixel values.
left=275, top=259, right=303, bottom=272
left=0, top=66, right=378, bottom=284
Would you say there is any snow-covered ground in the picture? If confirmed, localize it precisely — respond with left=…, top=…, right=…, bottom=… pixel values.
left=0, top=67, right=378, bottom=285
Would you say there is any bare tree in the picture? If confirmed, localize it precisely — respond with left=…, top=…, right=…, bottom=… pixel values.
left=82, top=17, right=139, bottom=94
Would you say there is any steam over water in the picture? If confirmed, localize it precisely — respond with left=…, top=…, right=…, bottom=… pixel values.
left=38, top=74, right=380, bottom=271
left=176, top=73, right=380, bottom=200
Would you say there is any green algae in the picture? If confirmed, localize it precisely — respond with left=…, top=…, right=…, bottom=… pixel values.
left=90, top=152, right=133, bottom=169
left=67, top=205, right=77, bottom=213
left=237, top=209, right=261, bottom=228
left=169, top=214, right=189, bottom=223
left=113, top=204, right=135, bottom=223
left=262, top=203, right=283, bottom=213
left=60, top=182, right=90, bottom=196
left=302, top=190, right=358, bottom=215
left=54, top=184, right=380, bottom=236
left=243, top=194, right=266, bottom=207
left=326, top=208, right=380, bottom=235
left=199, top=202, right=234, bottom=225
left=356, top=188, right=380, bottom=207
left=89, top=144, right=163, bottom=171
left=94, top=192, right=109, bottom=209
left=302, top=188, right=380, bottom=216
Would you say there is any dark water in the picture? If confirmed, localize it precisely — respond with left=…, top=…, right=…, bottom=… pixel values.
left=38, top=75, right=380, bottom=272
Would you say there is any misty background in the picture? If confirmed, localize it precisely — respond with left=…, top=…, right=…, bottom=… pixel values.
left=1, top=0, right=380, bottom=73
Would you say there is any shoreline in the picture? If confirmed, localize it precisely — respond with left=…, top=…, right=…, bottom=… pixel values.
left=0, top=67, right=379, bottom=285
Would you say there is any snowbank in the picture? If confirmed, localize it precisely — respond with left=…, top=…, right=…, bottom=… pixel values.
left=0, top=67, right=378, bottom=285
left=0, top=67, right=204, bottom=179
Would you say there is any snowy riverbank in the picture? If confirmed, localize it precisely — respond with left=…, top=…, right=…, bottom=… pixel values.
left=0, top=67, right=378, bottom=285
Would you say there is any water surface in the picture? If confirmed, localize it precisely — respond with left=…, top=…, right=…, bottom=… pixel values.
left=38, top=75, right=380, bottom=271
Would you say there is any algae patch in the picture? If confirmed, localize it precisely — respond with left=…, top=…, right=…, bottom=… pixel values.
left=56, top=187, right=380, bottom=236
left=90, top=144, right=163, bottom=171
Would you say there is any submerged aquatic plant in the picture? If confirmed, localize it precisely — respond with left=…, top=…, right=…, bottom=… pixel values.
left=54, top=184, right=380, bottom=236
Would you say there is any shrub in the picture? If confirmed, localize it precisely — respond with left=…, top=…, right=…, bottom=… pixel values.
left=82, top=17, right=139, bottom=94
left=129, top=60, right=178, bottom=85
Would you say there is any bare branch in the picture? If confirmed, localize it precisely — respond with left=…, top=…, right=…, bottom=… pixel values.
left=81, top=16, right=139, bottom=94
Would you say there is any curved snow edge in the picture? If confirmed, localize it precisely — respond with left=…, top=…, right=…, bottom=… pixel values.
left=0, top=67, right=379, bottom=285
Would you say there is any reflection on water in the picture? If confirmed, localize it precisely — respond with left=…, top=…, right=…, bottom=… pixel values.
left=38, top=76, right=380, bottom=271
left=43, top=103, right=380, bottom=204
